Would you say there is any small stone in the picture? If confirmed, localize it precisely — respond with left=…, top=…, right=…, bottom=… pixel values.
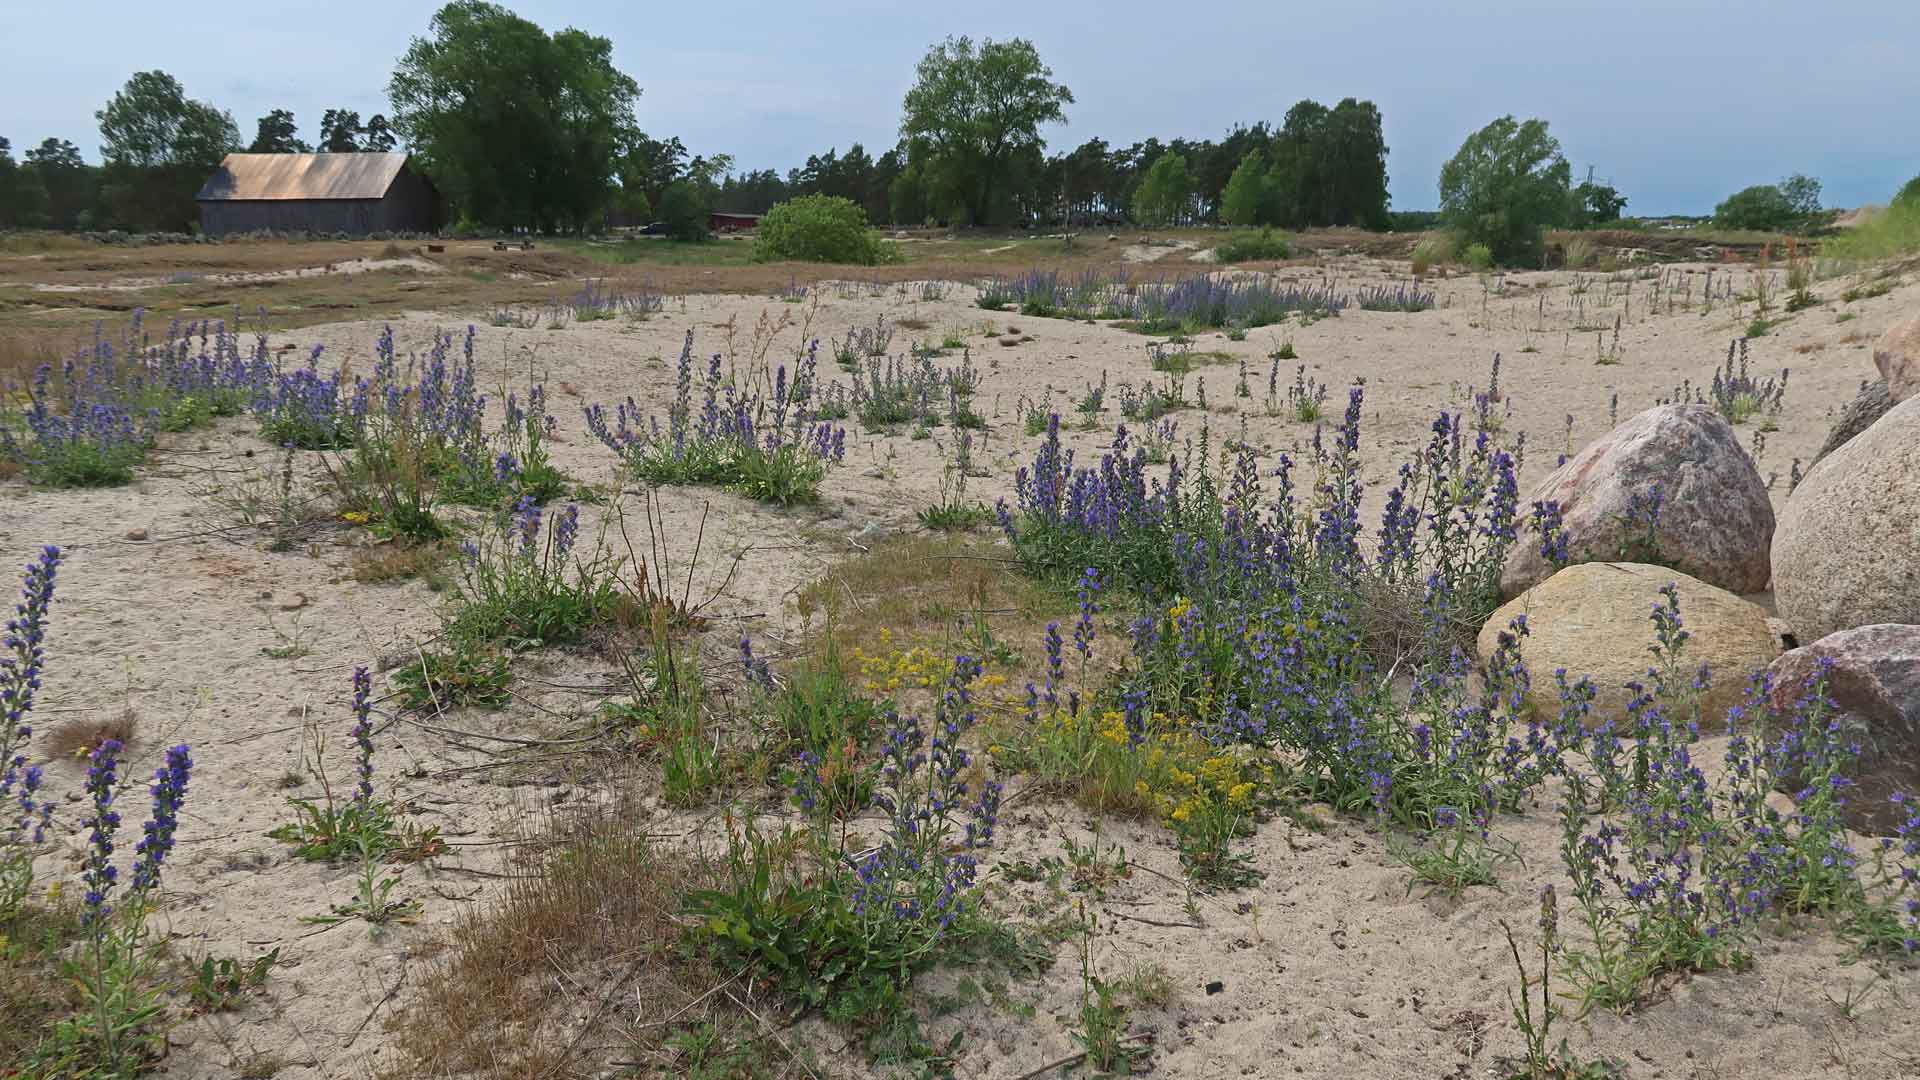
left=277, top=591, right=309, bottom=611
left=124, top=528, right=148, bottom=541
left=859, top=466, right=885, bottom=479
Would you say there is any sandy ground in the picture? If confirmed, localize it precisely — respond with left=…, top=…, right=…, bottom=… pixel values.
left=8, top=255, right=1917, bottom=1079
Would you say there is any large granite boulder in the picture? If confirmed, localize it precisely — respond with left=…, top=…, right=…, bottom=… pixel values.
left=1480, top=562, right=1778, bottom=728
left=1501, top=404, right=1773, bottom=599
left=1767, top=624, right=1920, bottom=835
left=1773, top=393, right=1920, bottom=642
left=1809, top=380, right=1891, bottom=469
left=1875, top=315, right=1919, bottom=404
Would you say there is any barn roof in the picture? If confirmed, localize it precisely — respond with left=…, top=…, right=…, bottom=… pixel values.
left=196, top=153, right=410, bottom=202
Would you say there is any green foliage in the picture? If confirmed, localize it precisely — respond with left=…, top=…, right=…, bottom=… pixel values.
left=1571, top=170, right=1628, bottom=226
left=1132, top=151, right=1193, bottom=226
left=1266, top=97, right=1392, bottom=229
left=1464, top=243, right=1494, bottom=271
left=1439, top=115, right=1574, bottom=267
left=1219, top=149, right=1269, bottom=226
left=247, top=108, right=310, bottom=154
left=1212, top=226, right=1292, bottom=263
left=392, top=644, right=513, bottom=710
left=0, top=139, right=50, bottom=229
left=94, top=70, right=241, bottom=230
left=1823, top=198, right=1920, bottom=263
left=751, top=194, right=887, bottom=264
left=900, top=35, right=1074, bottom=225
left=658, top=180, right=713, bottom=242
left=389, top=1, right=641, bottom=231
left=446, top=503, right=625, bottom=648
left=182, top=949, right=281, bottom=1013
left=1713, top=174, right=1828, bottom=233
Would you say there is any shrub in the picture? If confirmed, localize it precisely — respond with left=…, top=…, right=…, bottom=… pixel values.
left=1410, top=233, right=1455, bottom=277
left=752, top=194, right=888, bottom=265
left=1463, top=243, right=1494, bottom=271
left=1438, top=115, right=1574, bottom=266
left=1212, top=227, right=1292, bottom=263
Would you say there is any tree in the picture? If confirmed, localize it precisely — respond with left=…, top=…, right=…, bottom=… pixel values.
left=95, top=71, right=240, bottom=230
left=899, top=36, right=1072, bottom=225
left=390, top=1, right=641, bottom=231
left=0, top=138, right=52, bottom=229
left=1571, top=168, right=1627, bottom=226
left=1321, top=98, right=1390, bottom=228
left=1132, top=151, right=1193, bottom=227
left=23, top=139, right=96, bottom=230
left=1714, top=175, right=1826, bottom=233
left=1438, top=115, right=1573, bottom=266
left=1895, top=174, right=1920, bottom=209
left=361, top=114, right=397, bottom=153
left=318, top=109, right=363, bottom=152
left=1219, top=149, right=1269, bottom=226
left=656, top=180, right=710, bottom=241
left=97, top=71, right=239, bottom=170
left=249, top=109, right=309, bottom=153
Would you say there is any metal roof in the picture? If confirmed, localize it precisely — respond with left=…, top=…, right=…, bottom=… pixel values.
left=196, top=153, right=410, bottom=202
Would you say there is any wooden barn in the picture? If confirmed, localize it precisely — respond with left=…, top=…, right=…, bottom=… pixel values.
left=196, top=153, right=440, bottom=236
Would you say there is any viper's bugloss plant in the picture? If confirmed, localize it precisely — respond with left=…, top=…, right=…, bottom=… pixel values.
left=447, top=498, right=624, bottom=647
left=1, top=544, right=61, bottom=919
left=51, top=738, right=194, bottom=1075
left=689, top=653, right=1004, bottom=1045
left=586, top=330, right=846, bottom=504
left=1, top=312, right=274, bottom=485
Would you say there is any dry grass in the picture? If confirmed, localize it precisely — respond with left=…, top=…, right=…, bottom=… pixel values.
left=44, top=709, right=139, bottom=762
left=388, top=793, right=733, bottom=1079
left=794, top=533, right=1072, bottom=666
left=0, top=903, right=87, bottom=1067
left=350, top=541, right=452, bottom=587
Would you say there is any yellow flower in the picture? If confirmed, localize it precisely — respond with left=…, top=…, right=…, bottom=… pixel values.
left=341, top=511, right=370, bottom=524
left=1167, top=596, right=1193, bottom=622
left=1171, top=805, right=1192, bottom=823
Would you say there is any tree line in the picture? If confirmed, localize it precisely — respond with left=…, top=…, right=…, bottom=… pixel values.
left=0, top=1, right=1672, bottom=257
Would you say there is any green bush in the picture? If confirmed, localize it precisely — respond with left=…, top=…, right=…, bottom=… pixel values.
left=1463, top=243, right=1493, bottom=271
left=751, top=194, right=887, bottom=265
left=1213, top=227, right=1292, bottom=263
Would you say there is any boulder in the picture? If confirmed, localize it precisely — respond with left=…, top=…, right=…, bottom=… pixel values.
left=1809, top=380, right=1891, bottom=468
left=1875, top=315, right=1920, bottom=404
left=1480, top=562, right=1778, bottom=728
left=1773, top=393, right=1920, bottom=641
left=1501, top=404, right=1773, bottom=600
left=1766, top=624, right=1920, bottom=835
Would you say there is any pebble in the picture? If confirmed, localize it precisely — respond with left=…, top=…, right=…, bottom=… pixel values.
left=124, top=528, right=148, bottom=541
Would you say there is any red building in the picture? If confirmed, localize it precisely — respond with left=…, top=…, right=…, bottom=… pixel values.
left=708, top=211, right=761, bottom=233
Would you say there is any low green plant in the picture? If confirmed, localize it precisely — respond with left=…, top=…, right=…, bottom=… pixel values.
left=1387, top=807, right=1518, bottom=898
left=392, top=643, right=513, bottom=710
left=1213, top=227, right=1292, bottom=263
left=446, top=500, right=625, bottom=647
left=181, top=948, right=281, bottom=1013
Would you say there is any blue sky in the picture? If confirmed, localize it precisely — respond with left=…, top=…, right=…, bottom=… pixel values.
left=3, top=0, right=1914, bottom=214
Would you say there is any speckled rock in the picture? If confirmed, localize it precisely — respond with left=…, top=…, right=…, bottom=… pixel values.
left=1501, top=404, right=1773, bottom=599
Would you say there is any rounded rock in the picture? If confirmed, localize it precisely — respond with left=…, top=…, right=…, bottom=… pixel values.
left=1501, top=404, right=1773, bottom=600
left=1480, top=562, right=1778, bottom=728
left=1773, top=392, right=1920, bottom=641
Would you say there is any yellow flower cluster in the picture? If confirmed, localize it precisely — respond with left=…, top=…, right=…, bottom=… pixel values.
left=341, top=511, right=371, bottom=525
left=847, top=630, right=1007, bottom=698
left=1022, top=702, right=1264, bottom=829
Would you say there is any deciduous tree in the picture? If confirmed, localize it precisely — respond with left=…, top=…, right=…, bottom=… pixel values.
left=899, top=36, right=1072, bottom=225
left=1438, top=115, right=1572, bottom=266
